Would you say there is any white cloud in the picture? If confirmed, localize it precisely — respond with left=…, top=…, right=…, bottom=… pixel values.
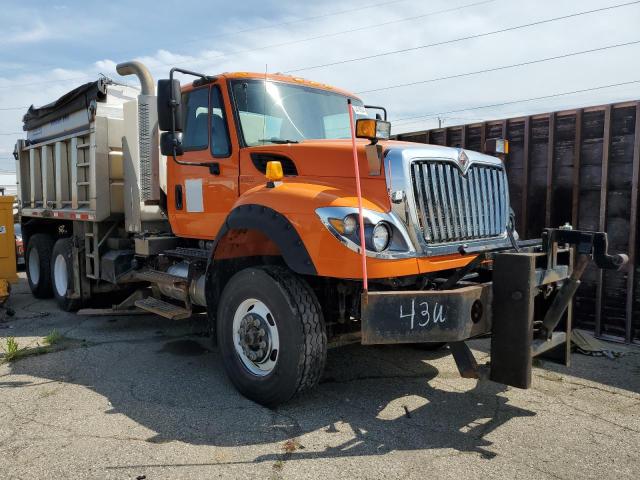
left=3, top=21, right=55, bottom=45
left=0, top=0, right=639, bottom=163
left=0, top=5, right=114, bottom=48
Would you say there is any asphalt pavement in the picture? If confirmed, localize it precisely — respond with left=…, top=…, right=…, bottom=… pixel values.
left=1, top=273, right=639, bottom=479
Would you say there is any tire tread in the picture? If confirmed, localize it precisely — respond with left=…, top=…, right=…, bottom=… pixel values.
left=51, top=237, right=82, bottom=312
left=26, top=233, right=54, bottom=298
left=258, top=266, right=327, bottom=396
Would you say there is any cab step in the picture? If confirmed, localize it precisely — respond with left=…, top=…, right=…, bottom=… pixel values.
left=134, top=297, right=192, bottom=320
left=134, top=269, right=188, bottom=285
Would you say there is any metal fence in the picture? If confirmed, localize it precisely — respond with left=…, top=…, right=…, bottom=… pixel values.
left=394, top=101, right=640, bottom=344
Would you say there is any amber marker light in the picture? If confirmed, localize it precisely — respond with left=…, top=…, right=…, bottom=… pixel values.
left=265, top=160, right=284, bottom=188
left=355, top=118, right=391, bottom=143
left=485, top=138, right=509, bottom=155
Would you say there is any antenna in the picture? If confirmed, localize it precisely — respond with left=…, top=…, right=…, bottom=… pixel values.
left=262, top=64, right=268, bottom=145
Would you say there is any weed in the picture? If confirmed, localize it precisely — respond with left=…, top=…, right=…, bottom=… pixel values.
left=3, top=337, right=20, bottom=361
left=1, top=334, right=86, bottom=364
left=44, top=329, right=62, bottom=346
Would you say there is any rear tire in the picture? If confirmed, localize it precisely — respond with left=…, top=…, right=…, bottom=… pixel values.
left=217, top=266, right=327, bottom=407
left=26, top=234, right=54, bottom=298
left=51, top=238, right=82, bottom=312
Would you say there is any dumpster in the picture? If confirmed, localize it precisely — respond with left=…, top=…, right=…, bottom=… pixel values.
left=0, top=195, right=18, bottom=286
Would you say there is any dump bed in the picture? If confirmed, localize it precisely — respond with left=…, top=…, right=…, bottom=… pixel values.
left=15, top=79, right=140, bottom=222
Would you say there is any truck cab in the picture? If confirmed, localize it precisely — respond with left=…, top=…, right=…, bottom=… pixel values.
left=164, top=71, right=500, bottom=279
left=166, top=72, right=377, bottom=241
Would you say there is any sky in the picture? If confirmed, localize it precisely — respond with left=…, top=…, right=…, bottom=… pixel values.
left=1, top=0, right=640, bottom=190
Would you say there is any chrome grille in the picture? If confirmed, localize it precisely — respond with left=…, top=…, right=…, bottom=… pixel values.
left=411, top=160, right=508, bottom=243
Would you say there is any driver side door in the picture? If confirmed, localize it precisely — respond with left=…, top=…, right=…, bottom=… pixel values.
left=167, top=84, right=238, bottom=240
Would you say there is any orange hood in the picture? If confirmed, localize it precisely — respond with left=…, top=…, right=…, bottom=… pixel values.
left=243, top=139, right=414, bottom=179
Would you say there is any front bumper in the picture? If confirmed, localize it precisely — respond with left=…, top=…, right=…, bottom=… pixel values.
left=361, top=283, right=492, bottom=344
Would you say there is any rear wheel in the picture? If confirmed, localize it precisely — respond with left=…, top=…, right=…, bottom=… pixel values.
left=26, top=234, right=54, bottom=298
left=51, top=238, right=82, bottom=311
left=217, top=266, right=326, bottom=407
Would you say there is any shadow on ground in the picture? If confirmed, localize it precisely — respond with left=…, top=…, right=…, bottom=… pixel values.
left=5, top=317, right=536, bottom=466
left=468, top=337, right=640, bottom=395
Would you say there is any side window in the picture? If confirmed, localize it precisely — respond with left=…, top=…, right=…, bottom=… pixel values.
left=210, top=86, right=231, bottom=157
left=181, top=87, right=209, bottom=151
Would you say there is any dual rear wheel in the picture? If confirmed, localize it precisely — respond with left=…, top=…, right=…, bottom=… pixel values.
left=26, top=234, right=80, bottom=311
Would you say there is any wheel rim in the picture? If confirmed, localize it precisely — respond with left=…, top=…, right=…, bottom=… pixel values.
left=232, top=298, right=279, bottom=376
left=53, top=254, right=68, bottom=297
left=28, top=248, right=40, bottom=285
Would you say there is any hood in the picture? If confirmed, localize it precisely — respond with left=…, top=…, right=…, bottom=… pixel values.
left=244, top=139, right=502, bottom=179
left=245, top=139, right=378, bottom=179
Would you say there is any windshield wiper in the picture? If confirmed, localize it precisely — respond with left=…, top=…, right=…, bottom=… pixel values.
left=258, top=137, right=300, bottom=144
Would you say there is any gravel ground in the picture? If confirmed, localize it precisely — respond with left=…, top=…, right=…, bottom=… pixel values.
left=1, top=273, right=639, bottom=479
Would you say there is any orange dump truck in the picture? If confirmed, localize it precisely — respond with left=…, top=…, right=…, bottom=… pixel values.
left=13, top=62, right=626, bottom=405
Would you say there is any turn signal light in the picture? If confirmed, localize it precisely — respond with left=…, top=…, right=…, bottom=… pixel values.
left=485, top=138, right=509, bottom=155
left=356, top=118, right=391, bottom=142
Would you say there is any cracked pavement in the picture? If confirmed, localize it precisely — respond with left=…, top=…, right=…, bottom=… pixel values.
left=1, top=273, right=639, bottom=479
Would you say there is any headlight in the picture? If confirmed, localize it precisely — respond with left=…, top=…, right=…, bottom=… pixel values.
left=343, top=215, right=357, bottom=235
left=372, top=222, right=391, bottom=252
left=316, top=206, right=415, bottom=258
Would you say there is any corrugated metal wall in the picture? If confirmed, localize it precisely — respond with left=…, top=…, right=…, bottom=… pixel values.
left=394, top=101, right=640, bottom=343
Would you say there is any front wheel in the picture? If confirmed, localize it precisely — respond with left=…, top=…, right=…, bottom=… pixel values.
left=217, top=266, right=327, bottom=407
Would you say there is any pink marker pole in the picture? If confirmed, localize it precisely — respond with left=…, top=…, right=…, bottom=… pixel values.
left=347, top=99, right=368, bottom=293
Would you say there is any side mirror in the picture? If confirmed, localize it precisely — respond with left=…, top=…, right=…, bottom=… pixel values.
left=157, top=79, right=183, bottom=132
left=160, top=131, right=184, bottom=157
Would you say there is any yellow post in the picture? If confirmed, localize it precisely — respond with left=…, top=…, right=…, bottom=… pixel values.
left=0, top=195, right=18, bottom=286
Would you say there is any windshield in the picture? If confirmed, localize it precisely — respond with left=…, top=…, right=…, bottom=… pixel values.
left=231, top=79, right=368, bottom=146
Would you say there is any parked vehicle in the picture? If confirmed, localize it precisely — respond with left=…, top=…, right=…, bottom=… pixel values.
left=13, top=61, right=626, bottom=406
left=14, top=223, right=24, bottom=267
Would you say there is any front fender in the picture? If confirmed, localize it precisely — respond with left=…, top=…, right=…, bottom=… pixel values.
left=212, top=203, right=317, bottom=275
left=218, top=183, right=417, bottom=279
left=211, top=182, right=383, bottom=278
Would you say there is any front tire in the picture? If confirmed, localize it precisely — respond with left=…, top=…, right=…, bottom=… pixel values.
left=51, top=238, right=82, bottom=312
left=217, top=266, right=326, bottom=407
left=26, top=234, right=54, bottom=298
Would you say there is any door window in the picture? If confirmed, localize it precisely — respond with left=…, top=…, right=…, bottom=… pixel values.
left=181, top=87, right=209, bottom=151
left=210, top=87, right=231, bottom=157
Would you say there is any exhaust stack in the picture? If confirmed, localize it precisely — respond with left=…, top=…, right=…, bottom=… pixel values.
left=117, top=61, right=165, bottom=232
left=116, top=61, right=154, bottom=95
